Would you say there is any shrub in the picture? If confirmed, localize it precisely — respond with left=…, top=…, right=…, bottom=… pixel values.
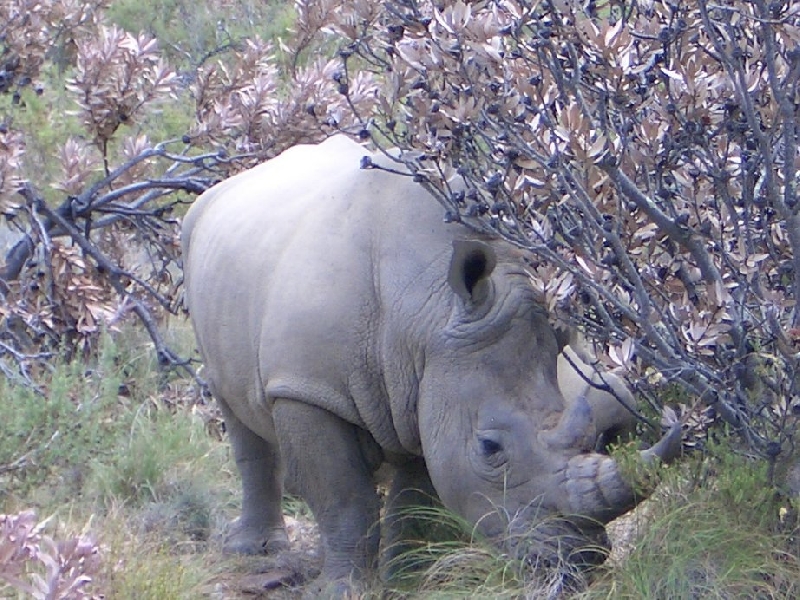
left=0, top=510, right=100, bottom=600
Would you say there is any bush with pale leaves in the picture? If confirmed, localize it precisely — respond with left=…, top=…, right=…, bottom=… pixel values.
left=313, top=0, right=798, bottom=462
left=0, top=511, right=100, bottom=600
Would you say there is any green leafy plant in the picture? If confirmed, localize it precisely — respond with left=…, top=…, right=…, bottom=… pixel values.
left=87, top=404, right=217, bottom=506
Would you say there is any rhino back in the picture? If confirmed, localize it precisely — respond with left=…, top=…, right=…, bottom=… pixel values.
left=182, top=136, right=455, bottom=453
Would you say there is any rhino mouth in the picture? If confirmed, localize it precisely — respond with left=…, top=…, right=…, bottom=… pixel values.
left=505, top=513, right=612, bottom=569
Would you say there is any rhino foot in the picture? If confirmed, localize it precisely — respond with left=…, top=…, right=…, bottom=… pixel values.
left=222, top=520, right=289, bottom=555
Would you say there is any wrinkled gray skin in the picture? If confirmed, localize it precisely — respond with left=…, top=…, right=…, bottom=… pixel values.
left=181, top=135, right=679, bottom=585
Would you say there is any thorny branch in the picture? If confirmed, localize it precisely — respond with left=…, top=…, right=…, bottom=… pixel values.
left=4, top=148, right=217, bottom=386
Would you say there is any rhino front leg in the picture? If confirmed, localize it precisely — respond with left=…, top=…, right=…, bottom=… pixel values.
left=218, top=397, right=288, bottom=554
left=381, top=458, right=440, bottom=580
left=272, top=398, right=381, bottom=584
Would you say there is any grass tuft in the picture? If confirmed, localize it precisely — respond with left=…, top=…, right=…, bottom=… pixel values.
left=382, top=503, right=596, bottom=599
left=95, top=511, right=210, bottom=599
left=86, top=404, right=219, bottom=507
left=581, top=444, right=800, bottom=600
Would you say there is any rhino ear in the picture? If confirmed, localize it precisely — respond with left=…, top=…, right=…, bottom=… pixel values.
left=448, top=240, right=497, bottom=305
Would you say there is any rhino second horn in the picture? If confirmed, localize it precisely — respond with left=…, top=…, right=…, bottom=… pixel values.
left=640, top=423, right=683, bottom=465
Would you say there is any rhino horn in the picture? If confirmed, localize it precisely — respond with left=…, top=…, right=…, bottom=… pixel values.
left=563, top=423, right=683, bottom=522
left=641, top=422, right=683, bottom=464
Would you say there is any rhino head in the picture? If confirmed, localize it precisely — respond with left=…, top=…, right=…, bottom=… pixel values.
left=415, top=240, right=679, bottom=562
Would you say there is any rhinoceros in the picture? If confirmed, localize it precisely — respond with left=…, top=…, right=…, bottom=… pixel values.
left=181, top=135, right=679, bottom=586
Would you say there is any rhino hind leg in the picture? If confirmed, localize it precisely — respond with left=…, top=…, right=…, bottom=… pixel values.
left=272, top=398, right=381, bottom=584
left=217, top=397, right=288, bottom=554
left=381, top=459, right=440, bottom=579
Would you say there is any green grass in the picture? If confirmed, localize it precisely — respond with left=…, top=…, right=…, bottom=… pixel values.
left=372, top=449, right=799, bottom=599
left=1, top=359, right=116, bottom=499
left=96, top=513, right=213, bottom=600
left=583, top=502, right=798, bottom=599
left=580, top=447, right=799, bottom=600
left=1, top=328, right=200, bottom=504
left=379, top=503, right=606, bottom=598
left=86, top=403, right=221, bottom=507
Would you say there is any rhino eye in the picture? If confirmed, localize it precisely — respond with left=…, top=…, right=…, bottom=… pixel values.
left=479, top=437, right=504, bottom=456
